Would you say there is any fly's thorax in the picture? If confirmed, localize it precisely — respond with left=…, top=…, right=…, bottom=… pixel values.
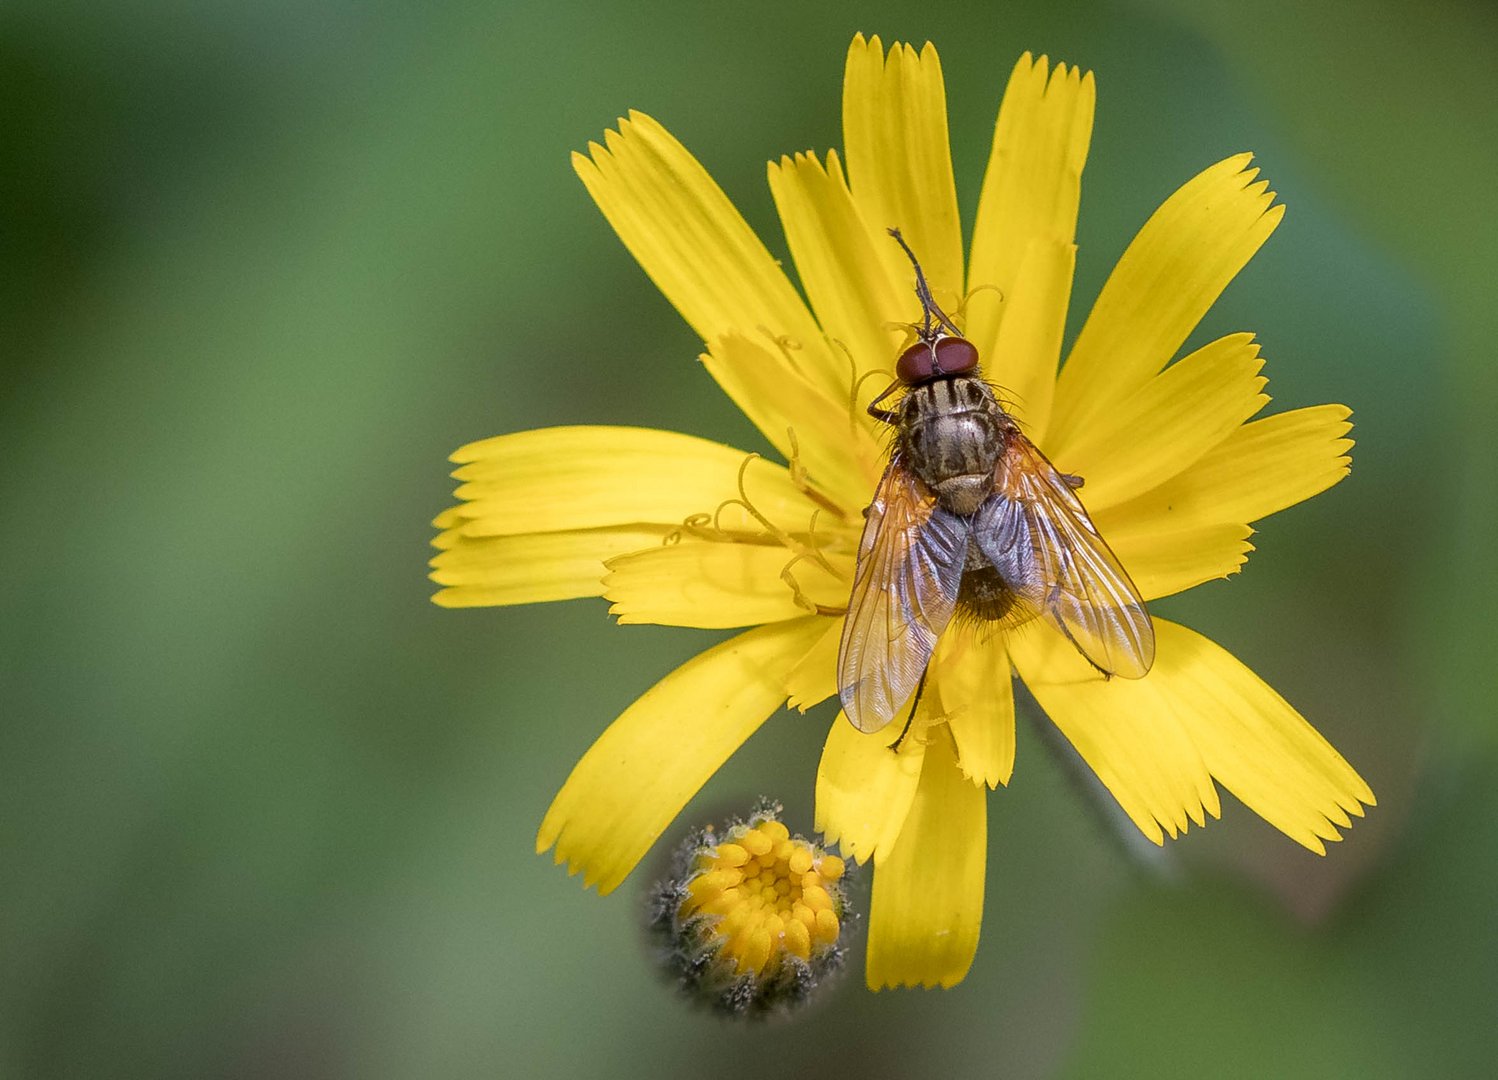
left=896, top=375, right=1013, bottom=516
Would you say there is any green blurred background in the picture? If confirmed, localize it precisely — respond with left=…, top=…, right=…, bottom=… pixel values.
left=4, top=1, right=1494, bottom=1076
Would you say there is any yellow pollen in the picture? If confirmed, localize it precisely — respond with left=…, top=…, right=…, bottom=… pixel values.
left=677, top=820, right=844, bottom=978
left=704, top=868, right=743, bottom=891
left=719, top=906, right=750, bottom=935
left=813, top=908, right=839, bottom=947
left=784, top=917, right=812, bottom=961
left=742, top=929, right=773, bottom=975
left=685, top=876, right=717, bottom=904
left=761, top=820, right=790, bottom=843
left=702, top=888, right=742, bottom=916
left=716, top=843, right=750, bottom=867
left=802, top=885, right=833, bottom=912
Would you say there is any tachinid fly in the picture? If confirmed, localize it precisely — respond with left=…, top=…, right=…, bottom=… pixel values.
left=836, top=229, right=1155, bottom=738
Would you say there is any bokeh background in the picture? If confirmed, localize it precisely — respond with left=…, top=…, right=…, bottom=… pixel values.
left=4, top=1, right=1495, bottom=1076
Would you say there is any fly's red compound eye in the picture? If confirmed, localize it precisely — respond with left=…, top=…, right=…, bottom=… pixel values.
left=933, top=336, right=980, bottom=374
left=896, top=342, right=937, bottom=383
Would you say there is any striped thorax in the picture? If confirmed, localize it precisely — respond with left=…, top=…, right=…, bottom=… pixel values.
left=897, top=375, right=1015, bottom=517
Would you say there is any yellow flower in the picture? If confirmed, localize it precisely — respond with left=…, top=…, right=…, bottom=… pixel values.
left=647, top=800, right=852, bottom=1016
left=431, top=34, right=1374, bottom=990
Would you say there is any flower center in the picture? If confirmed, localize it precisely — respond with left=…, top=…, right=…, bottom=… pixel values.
left=678, top=818, right=846, bottom=976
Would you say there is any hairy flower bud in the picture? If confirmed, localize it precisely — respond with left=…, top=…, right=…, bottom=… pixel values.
left=646, top=799, right=852, bottom=1017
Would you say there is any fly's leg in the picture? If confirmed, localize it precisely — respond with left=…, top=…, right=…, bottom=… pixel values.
left=866, top=378, right=903, bottom=424
left=828, top=326, right=903, bottom=429
left=1045, top=571, right=1113, bottom=681
left=852, top=367, right=899, bottom=426
left=889, top=667, right=930, bottom=752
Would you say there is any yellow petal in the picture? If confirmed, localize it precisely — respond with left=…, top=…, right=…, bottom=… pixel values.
left=1095, top=405, right=1352, bottom=599
left=1051, top=333, right=1269, bottom=511
left=1011, top=623, right=1221, bottom=844
left=445, top=426, right=824, bottom=538
left=932, top=623, right=1016, bottom=788
left=603, top=539, right=849, bottom=629
left=1154, top=621, right=1370, bottom=851
left=703, top=332, right=882, bottom=509
left=1049, top=154, right=1283, bottom=449
left=1113, top=404, right=1353, bottom=528
left=815, top=713, right=926, bottom=864
left=1173, top=622, right=1374, bottom=852
left=785, top=617, right=843, bottom=711
left=767, top=150, right=906, bottom=388
left=866, top=730, right=986, bottom=990
left=966, top=53, right=1094, bottom=399
left=537, top=616, right=827, bottom=894
left=985, top=239, right=1075, bottom=444
left=1015, top=619, right=1374, bottom=851
left=574, top=112, right=845, bottom=400
left=842, top=35, right=964, bottom=312
left=430, top=525, right=671, bottom=607
left=1105, top=521, right=1255, bottom=603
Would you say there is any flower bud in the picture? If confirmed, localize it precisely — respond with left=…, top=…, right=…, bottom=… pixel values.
left=646, top=799, right=852, bottom=1017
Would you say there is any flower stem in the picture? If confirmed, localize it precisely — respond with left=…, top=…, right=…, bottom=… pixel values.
left=1015, top=684, right=1182, bottom=883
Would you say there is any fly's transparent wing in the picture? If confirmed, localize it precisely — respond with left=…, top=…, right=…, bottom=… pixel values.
left=837, top=456, right=968, bottom=731
left=974, top=434, right=1154, bottom=678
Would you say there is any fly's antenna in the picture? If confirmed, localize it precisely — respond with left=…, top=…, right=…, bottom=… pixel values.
left=887, top=227, right=961, bottom=339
